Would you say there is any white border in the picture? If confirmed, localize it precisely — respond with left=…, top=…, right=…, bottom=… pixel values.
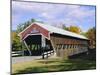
left=0, top=0, right=10, bottom=75
left=23, top=0, right=96, bottom=5
left=0, top=0, right=99, bottom=75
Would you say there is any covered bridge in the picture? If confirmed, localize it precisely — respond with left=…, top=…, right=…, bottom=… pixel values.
left=18, top=22, right=89, bottom=58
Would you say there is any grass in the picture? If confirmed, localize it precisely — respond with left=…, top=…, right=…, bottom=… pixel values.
left=12, top=56, right=96, bottom=75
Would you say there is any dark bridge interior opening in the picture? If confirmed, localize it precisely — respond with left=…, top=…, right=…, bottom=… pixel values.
left=24, top=35, right=53, bottom=56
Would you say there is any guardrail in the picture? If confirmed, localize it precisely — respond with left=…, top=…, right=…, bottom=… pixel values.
left=42, top=50, right=54, bottom=59
left=12, top=51, right=23, bottom=57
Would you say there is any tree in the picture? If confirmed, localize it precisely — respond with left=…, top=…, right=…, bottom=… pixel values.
left=62, top=25, right=81, bottom=34
left=80, top=32, right=87, bottom=37
left=16, top=18, right=36, bottom=33
left=62, top=24, right=69, bottom=30
left=86, top=27, right=96, bottom=49
left=68, top=26, right=81, bottom=34
left=16, top=24, right=24, bottom=33
left=12, top=31, right=21, bottom=51
left=31, top=18, right=36, bottom=23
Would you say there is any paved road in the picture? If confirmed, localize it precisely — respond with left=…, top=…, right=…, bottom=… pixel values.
left=12, top=56, right=42, bottom=64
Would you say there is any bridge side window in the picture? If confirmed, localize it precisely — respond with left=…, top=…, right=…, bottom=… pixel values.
left=63, top=44, right=66, bottom=49
left=70, top=45, right=72, bottom=49
left=65, top=45, right=67, bottom=49
left=69, top=45, right=71, bottom=49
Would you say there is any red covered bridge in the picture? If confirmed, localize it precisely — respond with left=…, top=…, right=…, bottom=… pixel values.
left=18, top=22, right=89, bottom=58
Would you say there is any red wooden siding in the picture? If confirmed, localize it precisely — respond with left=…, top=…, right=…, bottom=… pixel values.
left=20, top=24, right=50, bottom=40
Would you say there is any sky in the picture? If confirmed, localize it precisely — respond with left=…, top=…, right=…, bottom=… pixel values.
left=12, top=1, right=96, bottom=32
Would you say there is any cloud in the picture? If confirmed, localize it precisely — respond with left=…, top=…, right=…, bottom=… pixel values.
left=12, top=1, right=95, bottom=19
left=66, top=7, right=95, bottom=20
left=12, top=1, right=96, bottom=31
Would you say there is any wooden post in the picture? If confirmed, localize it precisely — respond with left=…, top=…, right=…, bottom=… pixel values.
left=41, top=35, right=46, bottom=48
left=30, top=44, right=32, bottom=51
left=24, top=40, right=32, bottom=56
left=41, top=35, right=46, bottom=59
left=21, top=41, right=24, bottom=56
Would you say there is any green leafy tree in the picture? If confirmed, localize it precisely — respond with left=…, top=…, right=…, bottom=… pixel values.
left=17, top=18, right=36, bottom=33
left=16, top=24, right=24, bottom=33
left=62, top=24, right=69, bottom=30
left=86, top=27, right=96, bottom=49
left=80, top=32, right=87, bottom=36
left=12, top=31, right=21, bottom=51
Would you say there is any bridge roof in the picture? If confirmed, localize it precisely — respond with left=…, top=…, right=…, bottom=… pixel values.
left=18, top=22, right=88, bottom=40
